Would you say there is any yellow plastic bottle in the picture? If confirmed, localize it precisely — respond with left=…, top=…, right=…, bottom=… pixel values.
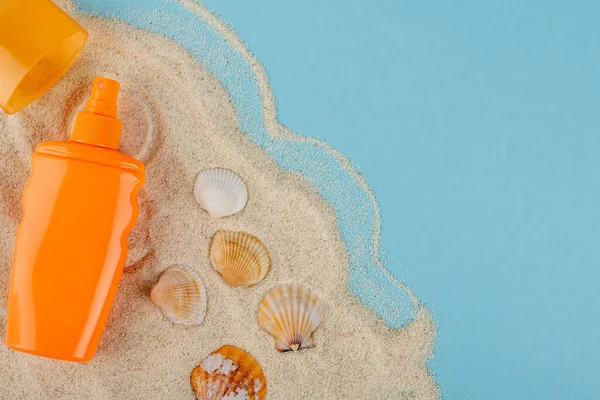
left=5, top=77, right=146, bottom=362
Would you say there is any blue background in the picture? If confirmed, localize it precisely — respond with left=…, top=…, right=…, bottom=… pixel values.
left=199, top=1, right=599, bottom=399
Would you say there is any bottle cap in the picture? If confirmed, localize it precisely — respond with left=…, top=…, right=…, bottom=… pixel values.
left=0, top=0, right=87, bottom=114
left=70, top=77, right=122, bottom=150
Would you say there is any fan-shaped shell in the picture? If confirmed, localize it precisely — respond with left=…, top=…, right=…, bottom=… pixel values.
left=190, top=345, right=267, bottom=400
left=151, top=266, right=207, bottom=325
left=258, top=284, right=323, bottom=352
left=194, top=168, right=248, bottom=218
left=210, top=230, right=270, bottom=287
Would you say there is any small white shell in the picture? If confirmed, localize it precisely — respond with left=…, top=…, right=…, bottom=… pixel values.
left=194, top=168, right=248, bottom=218
left=151, top=266, right=207, bottom=325
left=258, top=284, right=323, bottom=352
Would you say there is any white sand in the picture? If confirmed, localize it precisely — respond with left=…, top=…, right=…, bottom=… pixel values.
left=0, top=3, right=438, bottom=399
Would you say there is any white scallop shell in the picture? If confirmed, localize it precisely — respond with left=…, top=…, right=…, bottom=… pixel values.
left=194, top=168, right=248, bottom=218
left=258, top=284, right=323, bottom=352
left=151, top=266, right=207, bottom=325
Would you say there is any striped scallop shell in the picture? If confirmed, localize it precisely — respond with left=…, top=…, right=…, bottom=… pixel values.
left=151, top=266, right=207, bottom=325
left=258, top=284, right=323, bottom=352
left=190, top=345, right=267, bottom=400
left=210, top=230, right=270, bottom=287
left=194, top=168, right=248, bottom=218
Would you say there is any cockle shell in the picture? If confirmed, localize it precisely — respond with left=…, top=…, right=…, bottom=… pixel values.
left=210, top=230, right=270, bottom=287
left=151, top=266, right=207, bottom=325
left=190, top=345, right=267, bottom=400
left=194, top=168, right=248, bottom=218
left=258, top=284, right=323, bottom=352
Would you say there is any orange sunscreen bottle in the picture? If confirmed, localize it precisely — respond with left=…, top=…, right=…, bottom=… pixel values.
left=5, top=77, right=145, bottom=362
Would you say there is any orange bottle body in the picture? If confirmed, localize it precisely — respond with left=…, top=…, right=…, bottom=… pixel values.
left=5, top=141, right=145, bottom=362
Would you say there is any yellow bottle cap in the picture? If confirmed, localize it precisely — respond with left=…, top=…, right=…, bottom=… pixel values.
left=0, top=0, right=88, bottom=114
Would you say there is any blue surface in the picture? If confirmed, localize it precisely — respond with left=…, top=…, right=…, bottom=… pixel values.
left=197, top=2, right=600, bottom=399
left=78, top=1, right=600, bottom=399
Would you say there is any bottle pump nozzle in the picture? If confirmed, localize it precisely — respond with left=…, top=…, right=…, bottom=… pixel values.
left=70, top=77, right=122, bottom=149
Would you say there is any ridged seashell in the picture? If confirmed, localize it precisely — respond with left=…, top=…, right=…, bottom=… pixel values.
left=151, top=266, right=207, bottom=325
left=210, top=230, right=270, bottom=287
left=258, top=284, right=323, bottom=352
left=190, top=345, right=267, bottom=400
left=194, top=168, right=248, bottom=218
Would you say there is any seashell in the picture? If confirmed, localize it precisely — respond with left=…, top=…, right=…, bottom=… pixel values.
left=190, top=345, right=267, bottom=400
left=210, top=230, right=270, bottom=287
left=258, top=284, right=323, bottom=352
left=194, top=168, right=248, bottom=218
left=151, top=266, right=207, bottom=325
